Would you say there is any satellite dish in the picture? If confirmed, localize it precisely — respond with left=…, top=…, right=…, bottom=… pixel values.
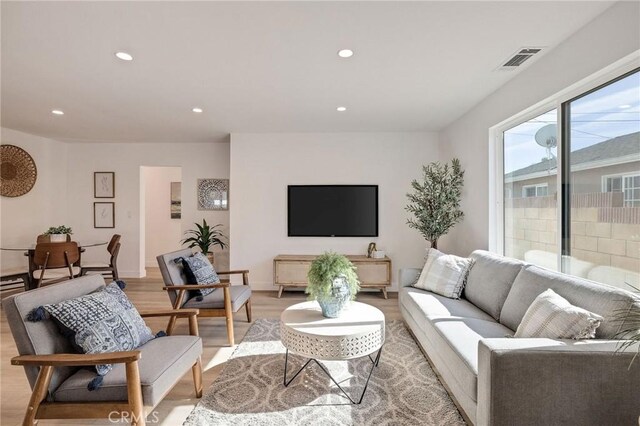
left=535, top=124, right=557, bottom=149
left=534, top=123, right=557, bottom=175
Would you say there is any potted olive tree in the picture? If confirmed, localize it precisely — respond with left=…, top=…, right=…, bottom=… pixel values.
left=307, top=252, right=360, bottom=318
left=181, top=219, right=227, bottom=265
left=44, top=225, right=73, bottom=242
left=406, top=158, right=465, bottom=249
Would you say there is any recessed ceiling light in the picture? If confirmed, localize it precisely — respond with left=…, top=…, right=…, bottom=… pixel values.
left=51, top=109, right=64, bottom=115
left=338, top=49, right=354, bottom=58
left=115, top=51, right=133, bottom=61
left=619, top=104, right=631, bottom=109
left=192, top=107, right=203, bottom=113
left=336, top=106, right=347, bottom=112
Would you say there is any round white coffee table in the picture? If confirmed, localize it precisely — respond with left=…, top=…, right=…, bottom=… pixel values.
left=280, top=301, right=385, bottom=404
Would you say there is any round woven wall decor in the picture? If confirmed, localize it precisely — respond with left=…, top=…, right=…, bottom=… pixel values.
left=0, top=145, right=38, bottom=197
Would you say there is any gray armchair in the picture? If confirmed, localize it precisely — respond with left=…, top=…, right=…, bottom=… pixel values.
left=2, top=275, right=203, bottom=426
left=156, top=248, right=252, bottom=346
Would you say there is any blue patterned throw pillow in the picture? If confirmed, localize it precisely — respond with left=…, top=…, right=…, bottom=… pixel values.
left=180, top=252, right=221, bottom=300
left=33, top=282, right=155, bottom=385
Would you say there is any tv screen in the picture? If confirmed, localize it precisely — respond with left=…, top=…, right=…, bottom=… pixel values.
left=288, top=185, right=378, bottom=237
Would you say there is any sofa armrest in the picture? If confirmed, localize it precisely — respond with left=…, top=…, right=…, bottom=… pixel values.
left=477, top=338, right=640, bottom=426
left=399, top=268, right=421, bottom=288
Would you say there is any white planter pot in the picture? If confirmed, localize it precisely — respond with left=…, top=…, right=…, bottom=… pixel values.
left=49, top=234, right=67, bottom=243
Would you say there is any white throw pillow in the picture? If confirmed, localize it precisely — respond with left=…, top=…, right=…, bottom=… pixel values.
left=514, top=289, right=603, bottom=339
left=413, top=248, right=474, bottom=299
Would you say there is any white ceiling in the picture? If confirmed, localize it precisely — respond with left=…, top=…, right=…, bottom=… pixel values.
left=1, top=1, right=614, bottom=143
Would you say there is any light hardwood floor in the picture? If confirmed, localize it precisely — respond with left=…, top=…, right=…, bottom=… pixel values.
left=0, top=269, right=400, bottom=426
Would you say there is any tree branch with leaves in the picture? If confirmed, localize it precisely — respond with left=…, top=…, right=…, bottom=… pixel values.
left=405, top=158, right=465, bottom=249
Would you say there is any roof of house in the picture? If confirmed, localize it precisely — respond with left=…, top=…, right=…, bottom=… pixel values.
left=506, top=131, right=640, bottom=179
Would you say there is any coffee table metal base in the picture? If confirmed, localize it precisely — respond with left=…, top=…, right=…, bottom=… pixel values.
left=283, top=347, right=383, bottom=405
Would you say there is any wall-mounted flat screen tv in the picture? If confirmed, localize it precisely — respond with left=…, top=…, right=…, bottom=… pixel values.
left=288, top=185, right=378, bottom=237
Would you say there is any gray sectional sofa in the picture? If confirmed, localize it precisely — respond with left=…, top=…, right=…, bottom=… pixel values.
left=399, top=250, right=640, bottom=426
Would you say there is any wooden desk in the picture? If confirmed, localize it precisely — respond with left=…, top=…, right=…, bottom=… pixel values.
left=273, top=254, right=392, bottom=299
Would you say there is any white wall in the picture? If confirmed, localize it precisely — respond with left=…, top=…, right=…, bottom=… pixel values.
left=229, top=132, right=439, bottom=291
left=438, top=1, right=640, bottom=257
left=65, top=141, right=230, bottom=277
left=0, top=128, right=68, bottom=270
left=142, top=167, right=182, bottom=268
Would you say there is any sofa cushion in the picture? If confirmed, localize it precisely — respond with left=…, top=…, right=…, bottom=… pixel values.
left=183, top=285, right=251, bottom=311
left=430, top=317, right=514, bottom=400
left=414, top=248, right=473, bottom=299
left=53, top=335, right=202, bottom=407
left=500, top=265, right=637, bottom=338
left=400, top=289, right=513, bottom=403
left=514, top=289, right=603, bottom=339
left=400, top=287, right=495, bottom=322
left=463, top=250, right=524, bottom=321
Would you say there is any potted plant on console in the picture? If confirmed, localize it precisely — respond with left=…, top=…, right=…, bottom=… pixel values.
left=44, top=225, right=73, bottom=243
left=181, top=219, right=227, bottom=265
left=307, top=252, right=360, bottom=318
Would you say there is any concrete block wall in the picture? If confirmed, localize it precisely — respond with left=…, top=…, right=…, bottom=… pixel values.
left=505, top=206, right=639, bottom=277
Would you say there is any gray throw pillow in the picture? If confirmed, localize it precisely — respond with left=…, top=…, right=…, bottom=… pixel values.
left=180, top=252, right=221, bottom=300
left=514, top=289, right=603, bottom=339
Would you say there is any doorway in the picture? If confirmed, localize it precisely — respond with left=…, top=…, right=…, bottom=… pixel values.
left=141, top=166, right=182, bottom=276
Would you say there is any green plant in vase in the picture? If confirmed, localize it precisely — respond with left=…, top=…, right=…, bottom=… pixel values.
left=181, top=219, right=227, bottom=264
left=307, top=252, right=360, bottom=318
left=44, top=225, right=73, bottom=242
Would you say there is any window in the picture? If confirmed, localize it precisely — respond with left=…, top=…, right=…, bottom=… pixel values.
left=624, top=175, right=640, bottom=207
left=503, top=109, right=558, bottom=268
left=603, top=173, right=640, bottom=206
left=522, top=184, right=548, bottom=198
left=498, top=69, right=640, bottom=289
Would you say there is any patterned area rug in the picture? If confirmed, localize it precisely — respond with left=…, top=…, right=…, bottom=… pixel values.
left=184, top=319, right=465, bottom=426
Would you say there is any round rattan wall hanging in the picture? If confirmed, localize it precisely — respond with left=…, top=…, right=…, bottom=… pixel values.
left=0, top=145, right=37, bottom=197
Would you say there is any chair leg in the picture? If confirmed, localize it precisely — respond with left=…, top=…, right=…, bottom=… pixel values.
left=245, top=299, right=252, bottom=323
left=224, top=286, right=234, bottom=346
left=192, top=358, right=203, bottom=398
left=22, top=365, right=53, bottom=426
left=125, top=360, right=146, bottom=426
left=113, top=266, right=119, bottom=281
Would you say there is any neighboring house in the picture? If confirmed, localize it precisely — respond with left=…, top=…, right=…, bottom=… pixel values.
left=505, top=131, right=640, bottom=206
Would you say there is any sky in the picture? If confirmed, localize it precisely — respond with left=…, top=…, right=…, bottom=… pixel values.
left=504, top=70, right=640, bottom=174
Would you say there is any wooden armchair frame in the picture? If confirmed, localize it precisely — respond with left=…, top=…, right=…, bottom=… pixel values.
left=163, top=270, right=251, bottom=346
left=11, top=309, right=202, bottom=426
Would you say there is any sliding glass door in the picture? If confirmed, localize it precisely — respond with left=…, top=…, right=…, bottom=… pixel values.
left=501, top=69, right=639, bottom=290
left=565, top=71, right=640, bottom=288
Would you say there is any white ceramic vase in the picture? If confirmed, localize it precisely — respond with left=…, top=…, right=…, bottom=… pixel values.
left=49, top=234, right=67, bottom=243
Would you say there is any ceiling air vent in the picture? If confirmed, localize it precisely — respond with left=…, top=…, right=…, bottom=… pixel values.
left=499, top=48, right=543, bottom=70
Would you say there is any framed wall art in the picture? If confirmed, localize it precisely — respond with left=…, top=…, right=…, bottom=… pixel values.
left=197, top=178, right=229, bottom=210
left=171, top=181, right=181, bottom=219
left=94, top=202, right=115, bottom=228
left=94, top=172, right=115, bottom=198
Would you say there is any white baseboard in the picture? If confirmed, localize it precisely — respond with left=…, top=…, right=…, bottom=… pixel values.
left=119, top=270, right=145, bottom=279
